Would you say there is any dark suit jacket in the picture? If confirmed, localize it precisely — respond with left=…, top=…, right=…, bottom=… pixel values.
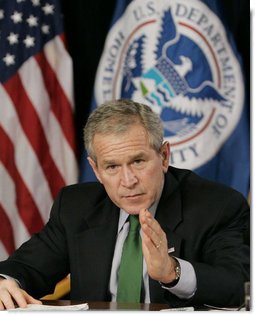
left=0, top=167, right=249, bottom=307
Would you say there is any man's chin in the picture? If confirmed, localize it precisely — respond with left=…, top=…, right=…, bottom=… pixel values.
left=121, top=203, right=149, bottom=215
left=124, top=209, right=141, bottom=215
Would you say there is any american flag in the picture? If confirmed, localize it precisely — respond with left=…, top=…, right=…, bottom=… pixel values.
left=0, top=0, right=78, bottom=260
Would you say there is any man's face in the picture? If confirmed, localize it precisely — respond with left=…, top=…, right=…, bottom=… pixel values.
left=88, top=124, right=170, bottom=215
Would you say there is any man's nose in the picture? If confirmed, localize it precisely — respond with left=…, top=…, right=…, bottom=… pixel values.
left=120, top=166, right=138, bottom=187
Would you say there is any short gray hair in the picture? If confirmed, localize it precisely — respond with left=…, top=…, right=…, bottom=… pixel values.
left=84, top=99, right=164, bottom=162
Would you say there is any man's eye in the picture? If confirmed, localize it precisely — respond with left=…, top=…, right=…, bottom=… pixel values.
left=133, top=159, right=144, bottom=165
left=106, top=165, right=119, bottom=173
left=107, top=165, right=116, bottom=170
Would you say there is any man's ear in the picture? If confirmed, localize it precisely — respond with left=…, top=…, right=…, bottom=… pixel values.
left=161, top=141, right=170, bottom=173
left=87, top=157, right=102, bottom=183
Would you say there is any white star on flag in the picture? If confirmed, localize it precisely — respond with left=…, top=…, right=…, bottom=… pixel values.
left=26, top=15, right=38, bottom=27
left=42, top=3, right=54, bottom=15
left=0, top=9, right=4, bottom=19
left=10, top=11, right=23, bottom=23
left=3, top=53, right=15, bottom=66
left=7, top=32, right=19, bottom=45
left=23, top=35, right=35, bottom=48
left=41, top=24, right=50, bottom=34
left=31, top=0, right=41, bottom=6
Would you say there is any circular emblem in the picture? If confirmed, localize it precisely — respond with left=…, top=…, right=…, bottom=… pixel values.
left=95, top=0, right=244, bottom=169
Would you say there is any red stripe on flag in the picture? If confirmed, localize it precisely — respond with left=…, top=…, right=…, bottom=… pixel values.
left=0, top=126, right=44, bottom=234
left=0, top=203, right=15, bottom=255
left=59, top=33, right=68, bottom=50
left=35, top=51, right=77, bottom=154
left=4, top=74, right=66, bottom=198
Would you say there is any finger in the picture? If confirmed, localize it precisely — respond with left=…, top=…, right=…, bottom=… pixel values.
left=142, top=233, right=174, bottom=282
left=142, top=230, right=163, bottom=256
left=0, top=301, right=4, bottom=310
left=0, top=288, right=16, bottom=310
left=140, top=210, right=165, bottom=249
left=141, top=233, right=167, bottom=278
left=140, top=209, right=161, bottom=235
left=23, top=291, right=42, bottom=305
left=145, top=226, right=162, bottom=249
left=143, top=211, right=162, bottom=235
left=139, top=208, right=148, bottom=224
left=12, top=289, right=42, bottom=308
left=0, top=278, right=41, bottom=310
left=8, top=289, right=29, bottom=309
left=142, top=231, right=156, bottom=253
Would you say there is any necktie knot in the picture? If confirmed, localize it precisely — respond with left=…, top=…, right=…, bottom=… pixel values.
left=129, top=215, right=140, bottom=232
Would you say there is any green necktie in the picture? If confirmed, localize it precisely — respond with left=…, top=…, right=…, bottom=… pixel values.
left=117, top=215, right=143, bottom=303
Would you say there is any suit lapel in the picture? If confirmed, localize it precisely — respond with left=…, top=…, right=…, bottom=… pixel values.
left=156, top=170, right=183, bottom=255
left=150, top=169, right=184, bottom=303
left=73, top=197, right=119, bottom=300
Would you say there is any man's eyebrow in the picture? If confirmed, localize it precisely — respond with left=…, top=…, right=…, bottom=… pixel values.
left=126, top=152, right=148, bottom=162
left=131, top=152, right=146, bottom=160
left=101, top=152, right=147, bottom=166
left=102, top=159, right=117, bottom=166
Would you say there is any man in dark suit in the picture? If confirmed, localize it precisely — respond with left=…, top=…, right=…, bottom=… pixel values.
left=0, top=99, right=249, bottom=309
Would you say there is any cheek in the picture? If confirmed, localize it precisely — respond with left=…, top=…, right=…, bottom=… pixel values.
left=141, top=168, right=161, bottom=188
left=147, top=161, right=165, bottom=177
left=100, top=176, right=119, bottom=195
left=145, top=165, right=165, bottom=190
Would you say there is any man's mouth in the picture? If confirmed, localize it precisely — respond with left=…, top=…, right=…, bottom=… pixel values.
left=123, top=193, right=144, bottom=199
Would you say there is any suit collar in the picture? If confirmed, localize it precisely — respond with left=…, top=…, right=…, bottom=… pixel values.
left=72, top=196, right=119, bottom=300
left=156, top=168, right=183, bottom=231
left=154, top=168, right=184, bottom=259
left=150, top=168, right=184, bottom=303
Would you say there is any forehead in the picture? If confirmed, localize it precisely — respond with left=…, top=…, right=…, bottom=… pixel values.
left=92, top=125, right=153, bottom=160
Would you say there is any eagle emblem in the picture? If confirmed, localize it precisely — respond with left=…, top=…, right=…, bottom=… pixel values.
left=95, top=0, right=244, bottom=169
left=120, top=8, right=226, bottom=140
